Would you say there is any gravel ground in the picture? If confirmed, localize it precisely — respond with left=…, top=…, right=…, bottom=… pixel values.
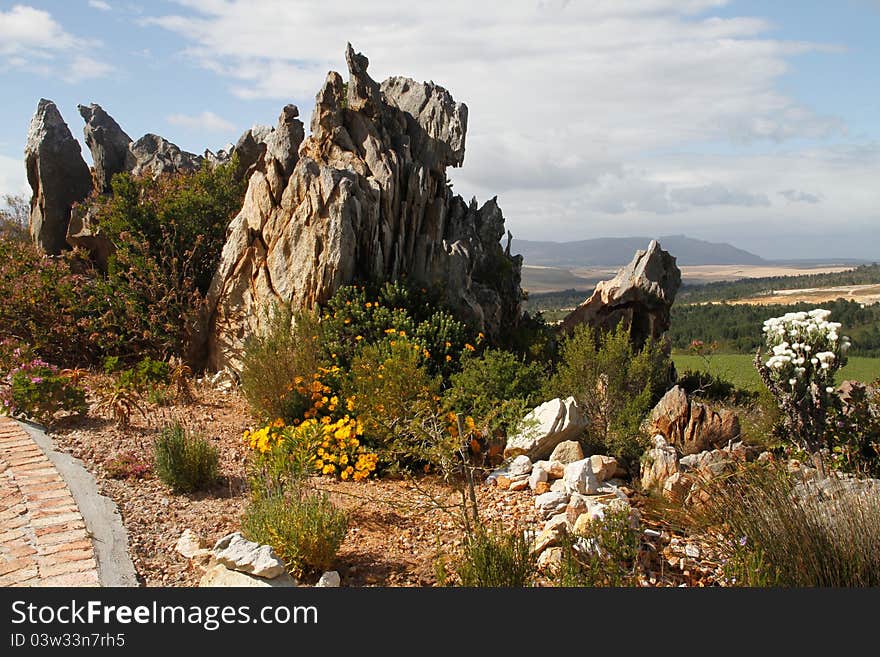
left=48, top=376, right=714, bottom=587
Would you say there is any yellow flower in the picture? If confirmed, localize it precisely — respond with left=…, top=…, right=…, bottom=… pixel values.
left=355, top=335, right=363, bottom=341
left=464, top=343, right=475, bottom=352
left=445, top=355, right=452, bottom=362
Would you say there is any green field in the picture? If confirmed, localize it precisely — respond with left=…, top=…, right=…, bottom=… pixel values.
left=672, top=354, right=880, bottom=392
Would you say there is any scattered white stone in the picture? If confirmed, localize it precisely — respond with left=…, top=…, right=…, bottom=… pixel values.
left=213, top=532, right=286, bottom=579
left=537, top=547, right=564, bottom=572
left=589, top=455, right=619, bottom=482
left=505, top=397, right=588, bottom=460
left=544, top=513, right=570, bottom=533
left=528, top=464, right=549, bottom=490
left=549, top=440, right=584, bottom=465
left=509, top=477, right=530, bottom=492
left=564, top=458, right=600, bottom=495
left=315, top=571, right=341, bottom=587
left=549, top=479, right=567, bottom=493
left=175, top=528, right=207, bottom=559
left=535, top=491, right=570, bottom=518
left=685, top=543, right=701, bottom=559
left=508, top=454, right=533, bottom=476
left=199, top=564, right=297, bottom=588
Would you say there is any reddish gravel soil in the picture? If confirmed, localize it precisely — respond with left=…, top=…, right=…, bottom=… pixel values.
left=46, top=375, right=711, bottom=588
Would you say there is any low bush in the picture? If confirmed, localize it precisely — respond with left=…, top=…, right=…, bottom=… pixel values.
left=239, top=305, right=324, bottom=423
left=242, top=487, right=349, bottom=578
left=0, top=357, right=87, bottom=424
left=554, top=504, right=640, bottom=587
left=443, top=348, right=545, bottom=440
left=688, top=463, right=880, bottom=586
left=547, top=323, right=672, bottom=470
left=104, top=450, right=151, bottom=480
left=343, top=336, right=445, bottom=471
left=826, top=381, right=880, bottom=478
left=455, top=525, right=536, bottom=587
left=153, top=421, right=219, bottom=493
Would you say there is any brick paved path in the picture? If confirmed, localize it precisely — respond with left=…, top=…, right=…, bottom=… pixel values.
left=0, top=416, right=100, bottom=587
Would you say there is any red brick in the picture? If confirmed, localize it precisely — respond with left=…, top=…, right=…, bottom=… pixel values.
left=34, top=528, right=89, bottom=546
left=32, top=512, right=83, bottom=528
left=29, top=505, right=78, bottom=520
left=8, top=455, right=47, bottom=467
left=37, top=570, right=100, bottom=587
left=0, top=558, right=35, bottom=576
left=0, top=568, right=39, bottom=586
left=23, top=487, right=71, bottom=501
left=34, top=519, right=85, bottom=536
left=16, top=474, right=64, bottom=487
left=39, top=557, right=97, bottom=579
left=19, top=481, right=67, bottom=495
left=13, top=464, right=56, bottom=476
left=30, top=496, right=74, bottom=510
left=0, top=529, right=26, bottom=543
left=44, top=548, right=94, bottom=564
left=2, top=545, right=37, bottom=559
left=39, top=539, right=93, bottom=555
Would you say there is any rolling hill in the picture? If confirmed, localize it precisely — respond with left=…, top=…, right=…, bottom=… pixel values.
left=512, top=234, right=767, bottom=268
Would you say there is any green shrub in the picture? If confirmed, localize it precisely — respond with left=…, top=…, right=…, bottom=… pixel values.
left=554, top=504, right=640, bottom=587
left=320, top=281, right=474, bottom=381
left=826, top=381, right=880, bottom=478
left=153, top=421, right=219, bottom=493
left=443, top=348, right=545, bottom=439
left=547, top=323, right=672, bottom=470
left=343, top=336, right=444, bottom=471
left=240, top=304, right=324, bottom=423
left=242, top=487, right=349, bottom=578
left=688, top=463, right=880, bottom=586
left=455, top=525, right=536, bottom=587
left=0, top=358, right=87, bottom=424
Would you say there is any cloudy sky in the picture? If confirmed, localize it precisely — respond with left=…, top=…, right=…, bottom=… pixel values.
left=1, top=0, right=878, bottom=260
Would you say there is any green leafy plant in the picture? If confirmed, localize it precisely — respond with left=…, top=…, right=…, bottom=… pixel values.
left=92, top=379, right=146, bottom=429
left=547, top=322, right=672, bottom=470
left=343, top=336, right=444, bottom=471
left=240, top=304, right=324, bottom=423
left=242, top=486, right=349, bottom=578
left=153, top=421, right=219, bottom=493
left=826, top=380, right=880, bottom=478
left=0, top=358, right=87, bottom=424
left=454, top=524, right=537, bottom=587
left=443, top=348, right=545, bottom=441
left=554, top=504, right=640, bottom=587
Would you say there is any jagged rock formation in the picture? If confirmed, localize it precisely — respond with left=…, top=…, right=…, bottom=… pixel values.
left=644, top=385, right=741, bottom=456
left=203, top=44, right=523, bottom=371
left=127, top=133, right=202, bottom=178
left=78, top=103, right=132, bottom=193
left=559, top=240, right=681, bottom=347
left=24, top=99, right=93, bottom=255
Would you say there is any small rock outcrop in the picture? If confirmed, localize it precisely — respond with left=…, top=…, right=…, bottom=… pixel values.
left=202, top=44, right=524, bottom=372
left=127, top=133, right=203, bottom=178
left=644, top=385, right=740, bottom=456
left=559, top=240, right=681, bottom=348
left=212, top=532, right=286, bottom=579
left=504, top=397, right=588, bottom=460
left=78, top=103, right=133, bottom=193
left=25, top=99, right=93, bottom=255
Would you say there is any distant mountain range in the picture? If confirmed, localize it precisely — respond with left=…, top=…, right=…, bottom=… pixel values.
left=512, top=235, right=767, bottom=267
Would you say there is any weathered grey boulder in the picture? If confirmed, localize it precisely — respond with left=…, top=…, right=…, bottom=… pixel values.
left=201, top=44, right=524, bottom=372
left=505, top=397, right=588, bottom=460
left=640, top=435, right=681, bottom=492
left=535, top=491, right=570, bottom=517
left=78, top=103, right=133, bottom=193
left=25, top=99, right=93, bottom=254
left=559, top=240, right=681, bottom=348
left=315, top=571, right=341, bottom=587
left=644, top=386, right=741, bottom=456
left=212, top=532, right=286, bottom=579
left=127, top=133, right=203, bottom=178
left=175, top=528, right=208, bottom=559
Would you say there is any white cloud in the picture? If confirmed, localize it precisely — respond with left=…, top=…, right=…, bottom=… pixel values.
left=778, top=189, right=822, bottom=203
left=167, top=110, right=236, bottom=133
left=88, top=0, right=112, bottom=10
left=143, top=0, right=877, bottom=258
left=0, top=4, right=112, bottom=81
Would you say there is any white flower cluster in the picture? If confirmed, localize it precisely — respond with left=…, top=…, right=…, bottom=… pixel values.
left=761, top=309, right=850, bottom=390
